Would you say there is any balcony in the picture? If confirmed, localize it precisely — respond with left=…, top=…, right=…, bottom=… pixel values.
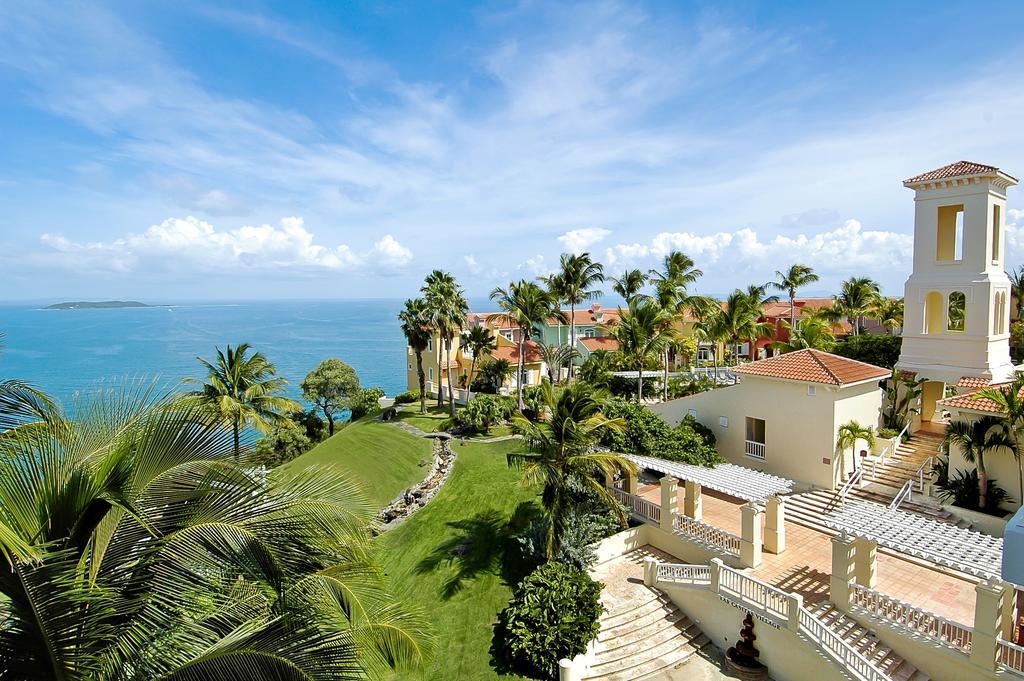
left=745, top=440, right=766, bottom=460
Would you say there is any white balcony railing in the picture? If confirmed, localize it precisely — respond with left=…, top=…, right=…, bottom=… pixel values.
left=673, top=513, right=741, bottom=555
left=998, top=637, right=1024, bottom=674
left=745, top=440, right=766, bottom=460
left=609, top=487, right=661, bottom=523
left=850, top=584, right=973, bottom=652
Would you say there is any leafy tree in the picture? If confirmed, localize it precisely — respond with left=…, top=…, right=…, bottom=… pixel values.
left=834, top=276, right=881, bottom=336
left=944, top=416, right=1015, bottom=510
left=254, top=424, right=312, bottom=467
left=771, top=318, right=836, bottom=353
left=540, top=343, right=578, bottom=384
left=301, top=357, right=360, bottom=436
left=350, top=386, right=386, bottom=420
left=698, top=289, right=771, bottom=364
left=189, top=343, right=301, bottom=457
left=495, top=562, right=603, bottom=679
left=0, top=387, right=431, bottom=679
left=542, top=253, right=604, bottom=380
left=424, top=271, right=470, bottom=418
left=611, top=269, right=647, bottom=303
left=294, top=407, right=328, bottom=442
left=870, top=297, right=904, bottom=335
left=836, top=420, right=875, bottom=473
left=880, top=367, right=925, bottom=430
left=772, top=264, right=820, bottom=329
left=935, top=461, right=1014, bottom=515
left=508, top=382, right=633, bottom=557
left=474, top=358, right=514, bottom=394
left=490, top=280, right=560, bottom=411
left=577, top=349, right=614, bottom=390
left=399, top=297, right=432, bottom=414
left=600, top=401, right=720, bottom=465
left=610, top=298, right=674, bottom=401
left=457, top=394, right=515, bottom=434
left=833, top=334, right=902, bottom=369
left=461, top=325, right=496, bottom=395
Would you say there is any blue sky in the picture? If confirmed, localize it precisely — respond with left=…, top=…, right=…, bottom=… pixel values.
left=2, top=1, right=1024, bottom=302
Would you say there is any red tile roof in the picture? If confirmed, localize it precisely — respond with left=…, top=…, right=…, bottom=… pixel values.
left=731, top=349, right=889, bottom=386
left=956, top=376, right=992, bottom=389
left=548, top=308, right=621, bottom=327
left=937, top=382, right=1017, bottom=414
left=904, top=161, right=1016, bottom=185
left=579, top=337, right=619, bottom=352
left=490, top=340, right=544, bottom=365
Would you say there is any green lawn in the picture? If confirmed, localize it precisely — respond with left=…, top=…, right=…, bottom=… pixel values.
left=465, top=424, right=514, bottom=440
left=279, top=417, right=434, bottom=511
left=394, top=404, right=454, bottom=433
left=378, top=437, right=538, bottom=681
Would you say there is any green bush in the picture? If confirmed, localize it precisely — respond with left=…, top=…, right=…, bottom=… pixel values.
left=876, top=427, right=899, bottom=439
left=349, top=386, right=385, bottom=420
left=495, top=562, right=603, bottom=679
left=600, top=401, right=720, bottom=465
left=293, top=408, right=328, bottom=443
left=832, top=334, right=902, bottom=369
left=253, top=425, right=312, bottom=468
left=456, top=395, right=515, bottom=433
left=934, top=461, right=1013, bottom=515
left=394, top=390, right=420, bottom=405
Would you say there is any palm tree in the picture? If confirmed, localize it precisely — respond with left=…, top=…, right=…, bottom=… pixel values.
left=461, top=325, right=497, bottom=397
left=834, top=277, right=881, bottom=336
left=745, top=283, right=780, bottom=306
left=976, top=374, right=1024, bottom=505
left=508, top=382, right=635, bottom=557
left=399, top=297, right=432, bottom=414
left=610, top=298, right=675, bottom=401
left=1009, top=266, right=1024, bottom=320
left=944, top=415, right=1015, bottom=510
left=0, top=386, right=430, bottom=678
left=704, top=290, right=772, bottom=364
left=870, top=297, right=905, bottom=335
left=423, top=270, right=470, bottom=418
left=189, top=343, right=301, bottom=457
left=542, top=253, right=604, bottom=380
left=837, top=420, right=875, bottom=474
left=490, top=280, right=559, bottom=411
left=770, top=318, right=836, bottom=353
left=649, top=251, right=702, bottom=289
left=772, top=264, right=820, bottom=329
left=611, top=269, right=647, bottom=303
left=540, top=343, right=579, bottom=384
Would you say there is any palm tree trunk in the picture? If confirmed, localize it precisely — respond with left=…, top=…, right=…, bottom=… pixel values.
left=416, top=351, right=427, bottom=415
left=467, top=355, right=479, bottom=402
left=568, top=303, right=576, bottom=382
left=637, top=359, right=644, bottom=403
left=233, top=418, right=240, bottom=459
left=517, top=330, right=526, bottom=411
left=663, top=350, right=669, bottom=402
left=436, top=340, right=443, bottom=408
left=790, top=292, right=796, bottom=330
left=979, top=457, right=988, bottom=510
left=446, top=339, right=457, bottom=418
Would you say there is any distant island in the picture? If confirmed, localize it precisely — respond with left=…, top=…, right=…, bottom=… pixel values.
left=46, top=301, right=157, bottom=310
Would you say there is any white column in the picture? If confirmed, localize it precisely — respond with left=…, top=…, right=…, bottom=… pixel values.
left=709, top=557, right=722, bottom=594
left=683, top=479, right=702, bottom=521
left=786, top=592, right=804, bottom=632
left=830, top=532, right=856, bottom=612
left=659, top=476, right=677, bottom=532
left=972, top=577, right=1007, bottom=671
left=853, top=536, right=877, bottom=589
left=765, top=495, right=786, bottom=554
left=740, top=502, right=763, bottom=568
left=643, top=557, right=658, bottom=587
left=624, top=468, right=638, bottom=495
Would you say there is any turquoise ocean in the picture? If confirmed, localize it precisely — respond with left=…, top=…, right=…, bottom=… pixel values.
left=0, top=300, right=451, bottom=406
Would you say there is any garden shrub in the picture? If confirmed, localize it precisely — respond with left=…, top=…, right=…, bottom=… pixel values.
left=600, top=401, right=720, bottom=465
left=456, top=395, right=515, bottom=433
left=253, top=426, right=312, bottom=468
left=832, top=334, right=902, bottom=369
left=495, top=562, right=603, bottom=679
left=394, top=390, right=419, bottom=405
left=934, top=458, right=1013, bottom=514
left=349, top=386, right=385, bottom=419
left=876, top=426, right=899, bottom=439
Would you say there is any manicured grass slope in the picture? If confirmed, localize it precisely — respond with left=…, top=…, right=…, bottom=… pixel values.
left=280, top=417, right=433, bottom=510
left=378, top=438, right=537, bottom=681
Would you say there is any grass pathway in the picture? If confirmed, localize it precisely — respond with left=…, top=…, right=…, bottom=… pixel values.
left=378, top=437, right=538, bottom=681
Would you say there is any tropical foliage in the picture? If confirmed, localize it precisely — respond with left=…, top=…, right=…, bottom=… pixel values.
left=944, top=416, right=1015, bottom=510
left=610, top=268, right=646, bottom=303
left=423, top=271, right=470, bottom=418
left=773, top=264, right=820, bottom=328
left=301, top=357, right=360, bottom=435
left=490, top=280, right=560, bottom=410
left=460, top=325, right=496, bottom=393
left=610, top=298, right=674, bottom=401
left=399, top=297, right=432, bottom=414
left=600, top=401, right=719, bottom=465
left=543, top=253, right=604, bottom=380
left=834, top=334, right=903, bottom=370
left=833, top=276, right=881, bottom=335
left=976, top=374, right=1024, bottom=504
left=771, top=318, right=836, bottom=353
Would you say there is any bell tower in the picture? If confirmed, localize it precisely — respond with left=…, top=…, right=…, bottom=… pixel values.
left=896, top=161, right=1018, bottom=416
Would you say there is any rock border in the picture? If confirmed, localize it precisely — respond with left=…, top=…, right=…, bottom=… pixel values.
left=374, top=433, right=455, bottom=533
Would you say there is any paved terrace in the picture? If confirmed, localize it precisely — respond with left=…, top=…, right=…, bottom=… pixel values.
left=637, top=482, right=977, bottom=625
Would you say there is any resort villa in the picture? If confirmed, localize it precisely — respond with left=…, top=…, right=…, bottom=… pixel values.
left=553, top=162, right=1024, bottom=681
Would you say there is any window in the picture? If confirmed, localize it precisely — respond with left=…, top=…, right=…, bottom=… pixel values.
left=584, top=328, right=596, bottom=337
left=697, top=347, right=713, bottom=361
left=408, top=363, right=413, bottom=371
left=745, top=417, right=766, bottom=460
left=428, top=367, right=434, bottom=381
left=807, top=385, right=816, bottom=396
left=924, top=291, right=944, bottom=334
left=993, top=205, right=1002, bottom=263
left=947, top=291, right=966, bottom=332
left=427, top=338, right=433, bottom=352
left=995, top=291, right=1008, bottom=335
left=500, top=330, right=513, bottom=341
left=719, top=416, right=729, bottom=428
left=936, top=204, right=964, bottom=262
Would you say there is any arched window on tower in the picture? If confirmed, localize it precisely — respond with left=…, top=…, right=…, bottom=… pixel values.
left=937, top=205, right=964, bottom=262
left=924, top=291, right=944, bottom=334
left=947, top=291, right=966, bottom=332
left=994, top=291, right=1007, bottom=335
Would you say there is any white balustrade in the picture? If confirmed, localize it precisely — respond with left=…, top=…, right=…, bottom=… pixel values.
left=798, top=609, right=890, bottom=681
left=998, top=638, right=1024, bottom=674
left=656, top=563, right=710, bottom=586
left=673, top=513, right=741, bottom=555
left=850, top=584, right=973, bottom=652
left=717, top=566, right=791, bottom=625
left=610, top=487, right=661, bottom=523
left=745, top=440, right=766, bottom=460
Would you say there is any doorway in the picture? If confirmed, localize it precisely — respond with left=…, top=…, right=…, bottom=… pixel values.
left=920, top=381, right=946, bottom=423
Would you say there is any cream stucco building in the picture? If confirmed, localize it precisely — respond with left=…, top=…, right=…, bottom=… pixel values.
left=651, top=349, right=889, bottom=490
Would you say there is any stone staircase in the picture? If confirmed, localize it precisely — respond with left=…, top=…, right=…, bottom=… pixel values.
left=582, top=586, right=710, bottom=680
left=859, top=430, right=943, bottom=493
left=807, top=601, right=931, bottom=681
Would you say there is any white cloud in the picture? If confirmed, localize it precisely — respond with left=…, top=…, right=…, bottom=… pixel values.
left=557, top=227, right=611, bottom=254
left=39, top=216, right=412, bottom=273
left=518, top=254, right=554, bottom=278
left=463, top=254, right=482, bottom=274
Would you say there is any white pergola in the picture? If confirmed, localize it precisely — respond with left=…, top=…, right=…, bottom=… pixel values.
left=821, top=498, right=1003, bottom=579
left=624, top=453, right=796, bottom=503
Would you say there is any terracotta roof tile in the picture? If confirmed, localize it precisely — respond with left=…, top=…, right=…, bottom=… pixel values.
left=731, top=349, right=889, bottom=386
left=956, top=376, right=992, bottom=389
left=904, top=161, right=1015, bottom=185
left=490, top=340, right=544, bottom=365
left=938, top=382, right=1019, bottom=414
left=579, top=337, right=619, bottom=352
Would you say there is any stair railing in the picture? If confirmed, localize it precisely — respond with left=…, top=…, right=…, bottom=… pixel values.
left=888, top=479, right=914, bottom=510
left=864, top=421, right=911, bottom=484
left=830, top=466, right=865, bottom=511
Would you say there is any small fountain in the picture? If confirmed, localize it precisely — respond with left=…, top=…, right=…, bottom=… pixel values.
left=725, top=613, right=769, bottom=680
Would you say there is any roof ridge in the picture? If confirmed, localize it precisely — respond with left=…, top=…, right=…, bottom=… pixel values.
left=805, top=349, right=842, bottom=385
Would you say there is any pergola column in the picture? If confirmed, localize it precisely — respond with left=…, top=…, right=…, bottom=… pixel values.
left=603, top=469, right=614, bottom=489
left=659, top=476, right=677, bottom=532
left=972, top=577, right=1010, bottom=671
left=740, top=502, right=763, bottom=568
left=764, top=495, right=786, bottom=554
left=683, top=479, right=702, bottom=521
left=853, top=536, right=877, bottom=589
left=830, top=532, right=856, bottom=611
left=624, top=468, right=638, bottom=495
